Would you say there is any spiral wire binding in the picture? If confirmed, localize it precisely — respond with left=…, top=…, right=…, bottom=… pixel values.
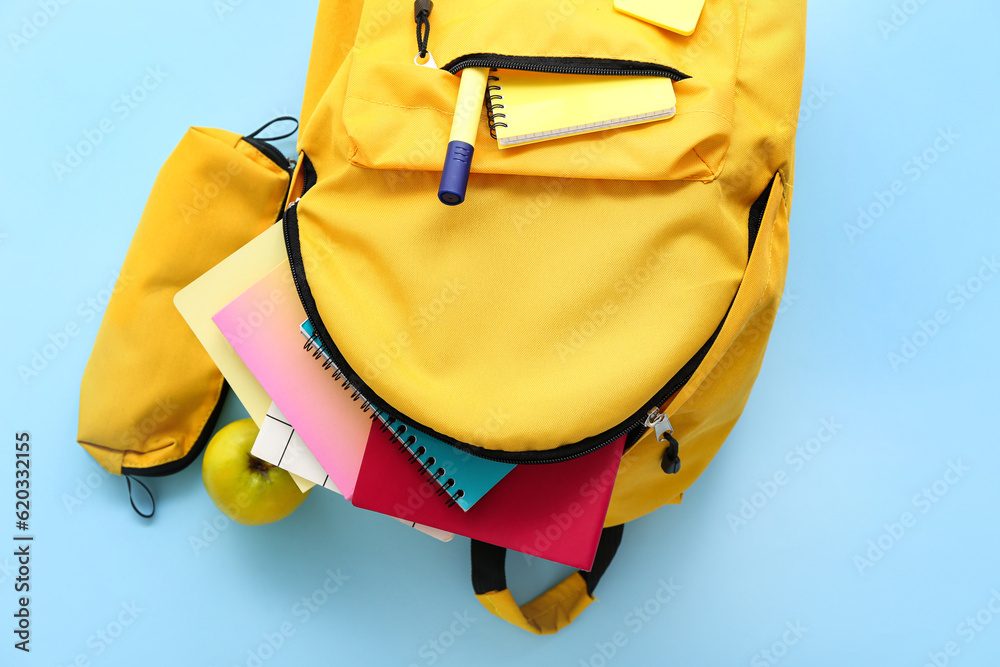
left=485, top=69, right=507, bottom=140
left=302, top=325, right=465, bottom=508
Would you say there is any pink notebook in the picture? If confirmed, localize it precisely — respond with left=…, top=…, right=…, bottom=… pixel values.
left=353, top=423, right=625, bottom=570
left=213, top=263, right=372, bottom=499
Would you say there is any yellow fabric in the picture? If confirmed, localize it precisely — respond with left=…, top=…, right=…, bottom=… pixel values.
left=78, top=127, right=290, bottom=475
left=295, top=0, right=804, bottom=454
left=476, top=572, right=594, bottom=635
left=294, top=0, right=804, bottom=633
left=607, top=173, right=790, bottom=525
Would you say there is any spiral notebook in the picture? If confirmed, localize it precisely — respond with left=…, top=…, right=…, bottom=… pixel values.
left=353, top=424, right=626, bottom=570
left=487, top=69, right=676, bottom=148
left=300, top=319, right=515, bottom=511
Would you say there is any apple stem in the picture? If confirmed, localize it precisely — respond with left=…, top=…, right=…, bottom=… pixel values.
left=248, top=455, right=275, bottom=473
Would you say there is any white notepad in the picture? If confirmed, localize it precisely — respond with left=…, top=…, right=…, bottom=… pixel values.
left=250, top=402, right=454, bottom=542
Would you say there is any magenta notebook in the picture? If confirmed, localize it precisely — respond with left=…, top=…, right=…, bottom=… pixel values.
left=353, top=423, right=625, bottom=570
left=212, top=263, right=372, bottom=499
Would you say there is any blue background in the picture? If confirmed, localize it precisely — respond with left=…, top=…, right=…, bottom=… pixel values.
left=2, top=1, right=999, bottom=665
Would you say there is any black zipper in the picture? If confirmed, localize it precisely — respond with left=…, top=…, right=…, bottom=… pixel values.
left=284, top=161, right=775, bottom=464
left=121, top=382, right=229, bottom=477
left=243, top=136, right=294, bottom=176
left=443, top=53, right=689, bottom=81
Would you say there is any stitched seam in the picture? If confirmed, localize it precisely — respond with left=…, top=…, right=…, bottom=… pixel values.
left=343, top=100, right=735, bottom=124
left=732, top=0, right=750, bottom=113
left=121, top=377, right=224, bottom=470
left=669, top=177, right=781, bottom=410
left=752, top=180, right=785, bottom=314
left=671, top=109, right=735, bottom=125
left=481, top=595, right=504, bottom=617
left=345, top=95, right=454, bottom=115
left=690, top=145, right=714, bottom=177
left=525, top=577, right=589, bottom=623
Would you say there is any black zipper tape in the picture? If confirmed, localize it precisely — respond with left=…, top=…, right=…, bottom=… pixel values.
left=285, top=147, right=776, bottom=463
left=243, top=136, right=293, bottom=175
left=442, top=54, right=690, bottom=81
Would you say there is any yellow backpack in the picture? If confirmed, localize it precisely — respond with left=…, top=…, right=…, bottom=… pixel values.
left=77, top=0, right=805, bottom=635
left=289, top=0, right=805, bottom=633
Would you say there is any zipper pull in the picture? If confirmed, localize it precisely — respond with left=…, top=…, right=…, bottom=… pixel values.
left=644, top=407, right=673, bottom=442
left=645, top=408, right=681, bottom=474
left=414, top=0, right=434, bottom=66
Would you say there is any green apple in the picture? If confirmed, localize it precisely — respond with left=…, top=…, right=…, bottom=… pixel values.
left=201, top=418, right=310, bottom=525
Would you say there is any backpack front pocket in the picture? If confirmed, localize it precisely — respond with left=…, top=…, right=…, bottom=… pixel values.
left=339, top=0, right=744, bottom=182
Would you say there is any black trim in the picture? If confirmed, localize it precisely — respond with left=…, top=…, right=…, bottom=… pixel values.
left=243, top=136, right=292, bottom=176
left=241, top=131, right=295, bottom=221
left=245, top=116, right=299, bottom=142
left=120, top=382, right=229, bottom=478
left=301, top=154, right=317, bottom=193
left=125, top=476, right=155, bottom=518
left=283, top=159, right=780, bottom=464
left=748, top=175, right=776, bottom=261
left=471, top=524, right=624, bottom=596
left=285, top=199, right=726, bottom=464
left=443, top=54, right=689, bottom=82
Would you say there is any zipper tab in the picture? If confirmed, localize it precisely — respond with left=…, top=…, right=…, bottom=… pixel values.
left=644, top=407, right=673, bottom=443
left=414, top=0, right=433, bottom=63
left=646, top=407, right=681, bottom=474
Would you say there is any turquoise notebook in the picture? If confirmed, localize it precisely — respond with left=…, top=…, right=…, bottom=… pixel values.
left=300, top=319, right=515, bottom=511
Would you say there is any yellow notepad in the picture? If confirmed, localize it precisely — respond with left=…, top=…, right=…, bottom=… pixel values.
left=490, top=70, right=676, bottom=148
left=173, top=223, right=287, bottom=426
left=613, top=0, right=706, bottom=36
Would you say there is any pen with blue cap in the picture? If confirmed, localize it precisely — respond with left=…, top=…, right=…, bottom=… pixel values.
left=438, top=67, right=489, bottom=206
